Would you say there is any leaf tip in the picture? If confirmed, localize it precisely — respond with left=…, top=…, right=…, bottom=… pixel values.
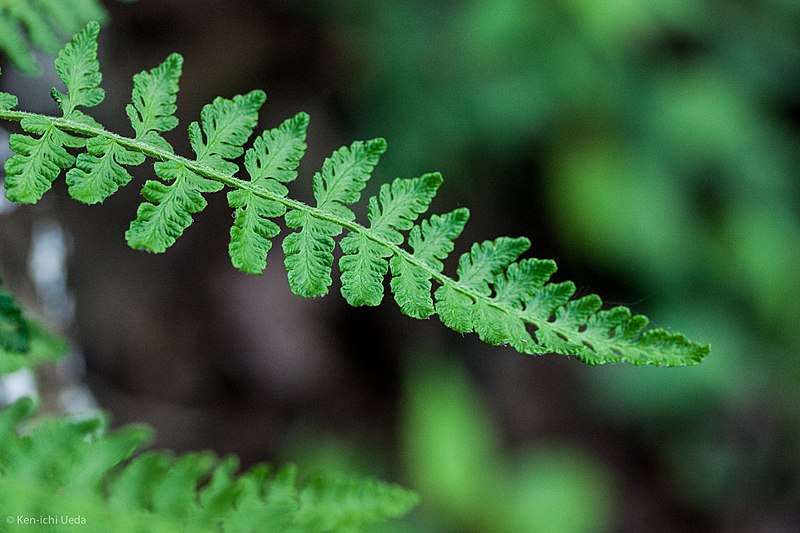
left=166, top=52, right=184, bottom=68
left=368, top=137, right=388, bottom=154
left=422, top=171, right=444, bottom=188
left=246, top=89, right=267, bottom=107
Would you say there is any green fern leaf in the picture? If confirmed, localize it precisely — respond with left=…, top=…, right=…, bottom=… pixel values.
left=125, top=161, right=222, bottom=253
left=127, top=91, right=264, bottom=253
left=457, top=237, right=532, bottom=293
left=0, top=399, right=418, bottom=532
left=65, top=54, right=183, bottom=205
left=294, top=472, right=421, bottom=531
left=431, top=251, right=705, bottom=365
left=283, top=139, right=386, bottom=297
left=390, top=208, right=469, bottom=318
left=3, top=22, right=104, bottom=203
left=435, top=237, right=530, bottom=333
left=189, top=90, right=266, bottom=174
left=65, top=137, right=144, bottom=203
left=339, top=173, right=442, bottom=306
left=465, top=259, right=560, bottom=351
left=0, top=85, right=18, bottom=110
left=529, top=300, right=704, bottom=365
left=218, top=463, right=300, bottom=532
left=229, top=112, right=309, bottom=274
left=51, top=20, right=104, bottom=117
left=126, top=52, right=183, bottom=151
left=4, top=116, right=84, bottom=203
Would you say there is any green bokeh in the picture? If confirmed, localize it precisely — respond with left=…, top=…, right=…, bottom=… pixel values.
left=305, top=0, right=800, bottom=528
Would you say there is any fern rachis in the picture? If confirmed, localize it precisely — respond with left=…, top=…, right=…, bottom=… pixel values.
left=0, top=22, right=709, bottom=366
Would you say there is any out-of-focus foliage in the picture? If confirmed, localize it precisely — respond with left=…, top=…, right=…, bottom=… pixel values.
left=303, top=0, right=800, bottom=528
left=0, top=276, right=29, bottom=353
left=0, top=0, right=109, bottom=73
left=0, top=276, right=65, bottom=373
left=0, top=397, right=419, bottom=533
left=401, top=357, right=614, bottom=533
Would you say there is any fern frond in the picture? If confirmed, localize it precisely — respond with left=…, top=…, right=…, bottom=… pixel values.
left=4, top=115, right=84, bottom=203
left=0, top=24, right=709, bottom=365
left=0, top=0, right=107, bottom=73
left=0, top=85, right=17, bottom=110
left=340, top=173, right=442, bottom=306
left=51, top=19, right=104, bottom=116
left=0, top=398, right=419, bottom=532
left=390, top=208, right=470, bottom=318
left=436, top=237, right=530, bottom=334
left=284, top=139, right=386, bottom=297
left=124, top=160, right=219, bottom=253
left=125, top=91, right=265, bottom=253
left=189, top=91, right=265, bottom=173
left=65, top=135, right=143, bottom=203
left=229, top=112, right=309, bottom=274
left=127, top=52, right=183, bottom=149
left=4, top=22, right=103, bottom=204
left=66, top=53, right=183, bottom=205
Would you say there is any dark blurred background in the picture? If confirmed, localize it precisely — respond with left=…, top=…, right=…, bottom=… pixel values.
left=2, top=1, right=800, bottom=531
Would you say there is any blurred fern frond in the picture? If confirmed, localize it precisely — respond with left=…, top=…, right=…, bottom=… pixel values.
left=0, top=0, right=108, bottom=73
left=0, top=398, right=419, bottom=532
